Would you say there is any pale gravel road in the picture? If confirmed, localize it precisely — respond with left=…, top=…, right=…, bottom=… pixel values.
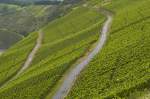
left=52, top=9, right=113, bottom=99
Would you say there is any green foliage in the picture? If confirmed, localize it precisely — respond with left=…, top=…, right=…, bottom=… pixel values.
left=0, top=3, right=72, bottom=49
left=0, top=33, right=37, bottom=86
left=0, top=4, right=104, bottom=99
left=66, top=0, right=150, bottom=98
left=0, top=0, right=149, bottom=99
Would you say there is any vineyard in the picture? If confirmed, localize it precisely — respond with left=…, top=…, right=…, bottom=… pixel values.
left=0, top=2, right=105, bottom=99
left=0, top=0, right=149, bottom=99
left=67, top=0, right=150, bottom=98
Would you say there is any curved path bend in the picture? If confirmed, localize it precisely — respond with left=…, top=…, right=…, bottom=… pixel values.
left=16, top=30, right=43, bottom=77
left=0, top=30, right=43, bottom=89
left=52, top=8, right=113, bottom=99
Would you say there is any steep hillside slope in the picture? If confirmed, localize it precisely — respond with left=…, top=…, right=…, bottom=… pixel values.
left=0, top=30, right=23, bottom=49
left=0, top=4, right=49, bottom=49
left=0, top=2, right=105, bottom=99
left=0, top=0, right=149, bottom=99
left=67, top=0, right=150, bottom=98
left=0, top=4, right=47, bottom=36
left=0, top=3, right=73, bottom=49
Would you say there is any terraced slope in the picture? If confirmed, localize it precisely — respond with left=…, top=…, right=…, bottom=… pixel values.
left=0, top=32, right=37, bottom=88
left=0, top=30, right=43, bottom=90
left=0, top=3, right=105, bottom=99
left=0, top=0, right=149, bottom=99
left=51, top=8, right=113, bottom=99
left=67, top=0, right=150, bottom=98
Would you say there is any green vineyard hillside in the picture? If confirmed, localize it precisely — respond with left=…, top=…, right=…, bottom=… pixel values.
left=0, top=0, right=149, bottom=99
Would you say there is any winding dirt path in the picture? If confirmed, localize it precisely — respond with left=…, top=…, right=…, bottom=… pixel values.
left=51, top=9, right=113, bottom=99
left=0, top=30, right=43, bottom=89
left=16, top=30, right=43, bottom=77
